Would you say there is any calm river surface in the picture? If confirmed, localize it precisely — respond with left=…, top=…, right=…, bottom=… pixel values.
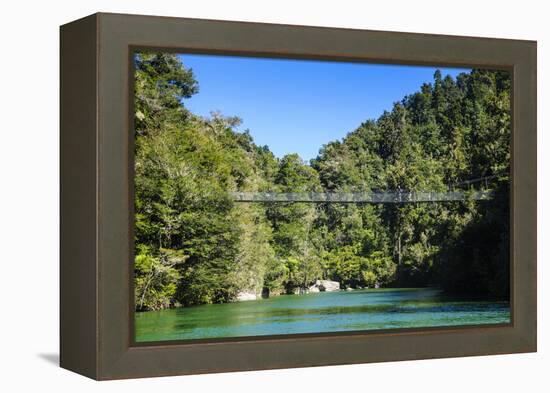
left=135, top=288, right=510, bottom=342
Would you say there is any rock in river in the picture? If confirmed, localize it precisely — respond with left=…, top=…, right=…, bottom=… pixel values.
left=236, top=291, right=257, bottom=301
left=315, top=280, right=340, bottom=292
left=308, top=285, right=320, bottom=293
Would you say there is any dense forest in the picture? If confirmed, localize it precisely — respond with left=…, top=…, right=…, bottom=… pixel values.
left=133, top=52, right=511, bottom=311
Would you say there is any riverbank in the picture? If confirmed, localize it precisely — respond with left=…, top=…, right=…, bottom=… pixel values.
left=235, top=279, right=342, bottom=301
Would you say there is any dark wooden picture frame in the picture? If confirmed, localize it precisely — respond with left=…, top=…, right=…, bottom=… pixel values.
left=60, top=12, right=536, bottom=380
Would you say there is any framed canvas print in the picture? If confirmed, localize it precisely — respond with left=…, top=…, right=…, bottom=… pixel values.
left=60, top=13, right=537, bottom=380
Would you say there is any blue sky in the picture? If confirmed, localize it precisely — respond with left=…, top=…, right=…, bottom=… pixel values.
left=178, top=54, right=470, bottom=162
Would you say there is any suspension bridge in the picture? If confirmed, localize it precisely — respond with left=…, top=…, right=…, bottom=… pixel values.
left=229, top=173, right=505, bottom=204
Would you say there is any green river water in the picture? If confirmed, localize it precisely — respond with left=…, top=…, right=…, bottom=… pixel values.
left=135, top=288, right=510, bottom=342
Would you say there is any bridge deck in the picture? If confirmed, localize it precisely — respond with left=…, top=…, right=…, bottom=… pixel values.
left=230, top=191, right=493, bottom=203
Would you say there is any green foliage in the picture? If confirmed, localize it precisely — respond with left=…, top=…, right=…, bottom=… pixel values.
left=229, top=203, right=275, bottom=296
left=134, top=245, right=181, bottom=311
left=134, top=52, right=198, bottom=135
left=362, top=251, right=396, bottom=286
left=133, top=52, right=511, bottom=311
left=325, top=246, right=395, bottom=288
